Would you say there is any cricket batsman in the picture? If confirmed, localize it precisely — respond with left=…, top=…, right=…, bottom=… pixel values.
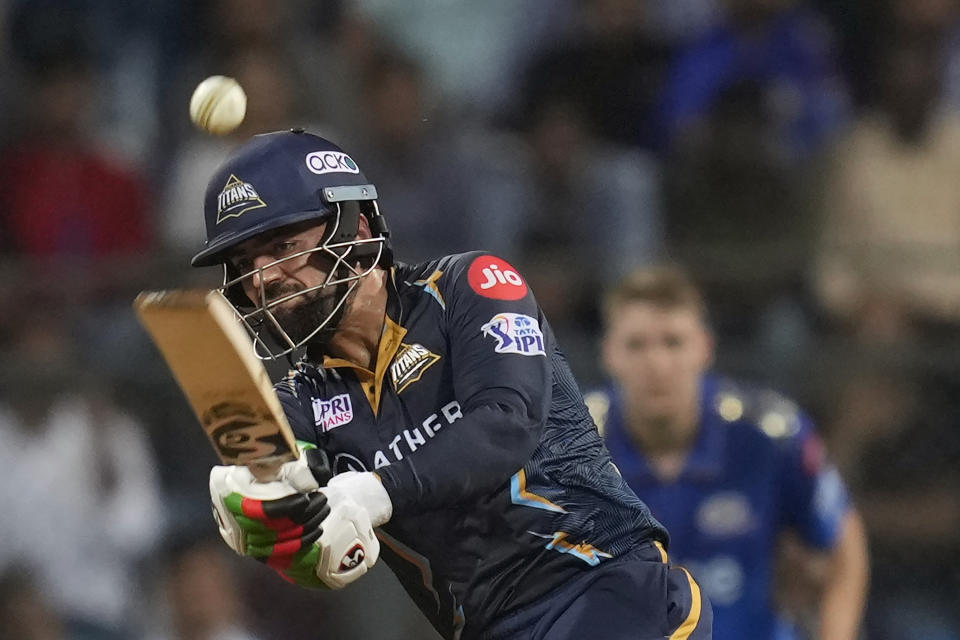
left=197, top=129, right=712, bottom=639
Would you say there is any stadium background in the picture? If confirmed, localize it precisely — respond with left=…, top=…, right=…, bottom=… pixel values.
left=0, top=0, right=957, bottom=638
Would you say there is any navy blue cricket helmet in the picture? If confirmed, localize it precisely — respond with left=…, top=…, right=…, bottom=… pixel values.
left=191, top=129, right=392, bottom=360
left=191, top=128, right=391, bottom=268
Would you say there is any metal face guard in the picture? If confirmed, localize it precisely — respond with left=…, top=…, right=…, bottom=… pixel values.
left=219, top=206, right=386, bottom=360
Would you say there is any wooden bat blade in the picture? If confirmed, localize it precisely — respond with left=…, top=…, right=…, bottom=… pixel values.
left=134, top=289, right=298, bottom=479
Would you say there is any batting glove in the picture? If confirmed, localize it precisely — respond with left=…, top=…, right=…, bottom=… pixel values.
left=209, top=442, right=389, bottom=589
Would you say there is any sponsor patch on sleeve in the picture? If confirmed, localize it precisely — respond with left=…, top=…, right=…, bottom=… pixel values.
left=481, top=313, right=545, bottom=356
left=467, top=255, right=528, bottom=300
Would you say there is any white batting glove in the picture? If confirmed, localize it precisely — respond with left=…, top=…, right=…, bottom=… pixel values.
left=208, top=449, right=391, bottom=589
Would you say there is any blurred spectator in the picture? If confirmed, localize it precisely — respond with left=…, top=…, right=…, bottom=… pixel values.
left=346, top=50, right=528, bottom=264
left=148, top=539, right=263, bottom=640
left=512, top=96, right=662, bottom=295
left=238, top=562, right=440, bottom=640
left=352, top=0, right=572, bottom=117
left=498, top=96, right=662, bottom=382
left=663, top=77, right=817, bottom=384
left=0, top=2, right=14, bottom=149
left=645, top=0, right=724, bottom=43
left=0, top=44, right=152, bottom=260
left=298, top=5, right=386, bottom=145
left=657, top=0, right=848, bottom=159
left=520, top=0, right=674, bottom=149
left=814, top=35, right=960, bottom=343
left=164, top=0, right=341, bottom=145
left=5, top=0, right=179, bottom=168
left=0, top=569, right=69, bottom=640
left=0, top=319, right=164, bottom=637
left=812, top=32, right=960, bottom=640
left=823, top=365, right=960, bottom=639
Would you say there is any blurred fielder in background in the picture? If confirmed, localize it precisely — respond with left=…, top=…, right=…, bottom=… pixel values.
left=588, top=267, right=868, bottom=640
left=195, top=130, right=712, bottom=640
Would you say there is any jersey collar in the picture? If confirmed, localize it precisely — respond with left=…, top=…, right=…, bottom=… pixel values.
left=315, top=267, right=407, bottom=415
left=606, top=374, right=727, bottom=484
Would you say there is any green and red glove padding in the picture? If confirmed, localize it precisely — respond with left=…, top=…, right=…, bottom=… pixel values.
left=225, top=490, right=328, bottom=572
left=210, top=442, right=391, bottom=589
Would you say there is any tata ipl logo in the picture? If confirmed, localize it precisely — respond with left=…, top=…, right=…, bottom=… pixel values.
left=481, top=313, right=546, bottom=356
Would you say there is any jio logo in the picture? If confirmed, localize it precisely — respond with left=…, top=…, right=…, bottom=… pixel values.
left=467, top=255, right=528, bottom=300
left=478, top=263, right=522, bottom=290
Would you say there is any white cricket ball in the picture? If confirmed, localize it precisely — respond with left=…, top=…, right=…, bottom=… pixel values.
left=189, top=75, right=247, bottom=135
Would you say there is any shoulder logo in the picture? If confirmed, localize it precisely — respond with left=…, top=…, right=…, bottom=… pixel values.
left=305, top=151, right=360, bottom=175
left=312, top=393, right=354, bottom=432
left=481, top=313, right=545, bottom=356
left=467, top=255, right=528, bottom=300
left=390, top=343, right=441, bottom=393
left=217, top=174, right=267, bottom=223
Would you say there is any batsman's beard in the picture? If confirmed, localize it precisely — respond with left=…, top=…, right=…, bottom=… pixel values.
left=263, top=281, right=352, bottom=352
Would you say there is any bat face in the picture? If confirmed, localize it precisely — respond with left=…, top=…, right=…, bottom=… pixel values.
left=134, top=290, right=298, bottom=480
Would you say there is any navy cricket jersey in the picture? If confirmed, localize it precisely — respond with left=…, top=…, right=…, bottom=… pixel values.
left=275, top=252, right=667, bottom=640
left=588, top=376, right=851, bottom=640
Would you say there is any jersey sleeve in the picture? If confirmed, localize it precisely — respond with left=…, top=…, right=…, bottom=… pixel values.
left=275, top=373, right=319, bottom=444
left=376, top=253, right=551, bottom=514
left=779, top=414, right=851, bottom=549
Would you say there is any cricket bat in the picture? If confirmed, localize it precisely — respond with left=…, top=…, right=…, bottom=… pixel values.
left=134, top=290, right=298, bottom=481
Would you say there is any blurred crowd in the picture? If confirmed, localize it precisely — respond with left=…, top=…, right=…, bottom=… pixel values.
left=0, top=0, right=959, bottom=638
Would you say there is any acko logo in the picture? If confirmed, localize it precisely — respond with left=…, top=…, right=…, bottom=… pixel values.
left=312, top=393, right=354, bottom=432
left=467, top=255, right=528, bottom=300
left=481, top=313, right=545, bottom=356
left=305, top=151, right=360, bottom=175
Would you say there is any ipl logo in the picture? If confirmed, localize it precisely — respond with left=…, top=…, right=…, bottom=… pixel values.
left=481, top=313, right=546, bottom=356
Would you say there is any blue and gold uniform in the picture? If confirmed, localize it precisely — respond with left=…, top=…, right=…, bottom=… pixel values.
left=274, top=251, right=706, bottom=640
left=589, top=376, right=850, bottom=640
left=191, top=130, right=710, bottom=640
